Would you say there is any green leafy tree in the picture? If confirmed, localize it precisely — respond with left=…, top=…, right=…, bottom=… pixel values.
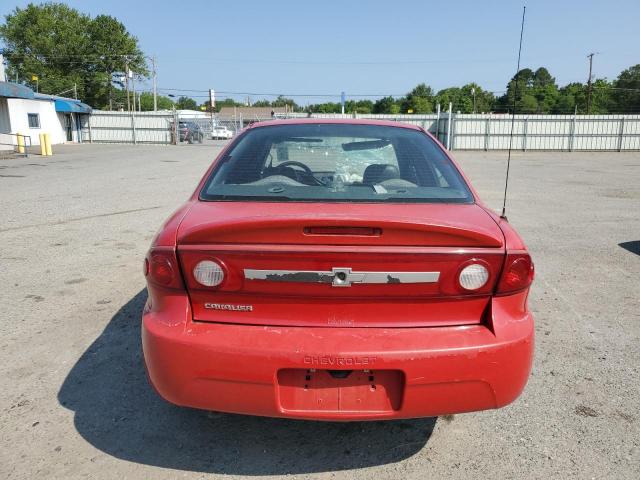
left=434, top=84, right=494, bottom=113
left=344, top=99, right=373, bottom=114
left=554, top=82, right=586, bottom=113
left=138, top=92, right=174, bottom=111
left=87, top=14, right=147, bottom=108
left=175, top=96, right=197, bottom=110
left=271, top=95, right=299, bottom=110
left=307, top=102, right=341, bottom=113
left=0, top=3, right=147, bottom=108
left=613, top=64, right=640, bottom=113
left=532, top=67, right=554, bottom=87
left=401, top=83, right=434, bottom=113
left=531, top=68, right=558, bottom=113
left=588, top=78, right=616, bottom=114
left=252, top=99, right=272, bottom=107
left=373, top=96, right=400, bottom=114
left=435, top=83, right=495, bottom=113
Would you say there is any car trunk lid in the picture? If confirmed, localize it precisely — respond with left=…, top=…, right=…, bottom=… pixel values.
left=177, top=202, right=504, bottom=327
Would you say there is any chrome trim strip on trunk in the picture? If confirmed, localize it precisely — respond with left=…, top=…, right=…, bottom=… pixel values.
left=243, top=267, right=440, bottom=287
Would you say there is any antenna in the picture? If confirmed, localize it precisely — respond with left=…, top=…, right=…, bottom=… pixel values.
left=501, top=5, right=527, bottom=220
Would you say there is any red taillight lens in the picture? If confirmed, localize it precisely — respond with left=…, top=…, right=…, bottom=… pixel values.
left=496, top=253, right=534, bottom=295
left=145, top=248, right=184, bottom=290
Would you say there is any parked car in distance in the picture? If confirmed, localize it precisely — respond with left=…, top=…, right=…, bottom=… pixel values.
left=142, top=119, right=535, bottom=421
left=173, top=121, right=204, bottom=143
left=211, top=125, right=233, bottom=140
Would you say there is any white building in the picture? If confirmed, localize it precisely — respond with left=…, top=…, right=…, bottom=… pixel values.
left=0, top=57, right=92, bottom=151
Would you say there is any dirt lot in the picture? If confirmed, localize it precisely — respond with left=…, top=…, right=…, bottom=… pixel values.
left=1, top=143, right=638, bottom=479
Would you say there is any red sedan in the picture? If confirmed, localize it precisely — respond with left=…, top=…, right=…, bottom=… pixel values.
left=142, top=119, right=534, bottom=421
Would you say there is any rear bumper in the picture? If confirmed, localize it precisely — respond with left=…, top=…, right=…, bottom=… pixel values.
left=142, top=292, right=533, bottom=421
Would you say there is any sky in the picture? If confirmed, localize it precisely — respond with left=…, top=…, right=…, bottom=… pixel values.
left=1, top=0, right=639, bottom=105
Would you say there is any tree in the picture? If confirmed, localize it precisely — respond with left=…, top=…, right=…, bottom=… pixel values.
left=401, top=83, right=434, bottom=113
left=0, top=3, right=147, bottom=108
left=498, top=67, right=559, bottom=113
left=271, top=95, right=299, bottom=110
left=175, top=96, right=197, bottom=110
left=252, top=100, right=272, bottom=107
left=554, top=82, right=586, bottom=114
left=530, top=68, right=558, bottom=113
left=434, top=84, right=495, bottom=113
left=613, top=64, right=640, bottom=113
left=139, top=92, right=174, bottom=111
left=588, top=78, right=615, bottom=114
left=307, top=102, right=341, bottom=113
left=533, top=67, right=555, bottom=88
left=373, top=96, right=400, bottom=114
left=345, top=99, right=373, bottom=114
left=87, top=14, right=147, bottom=108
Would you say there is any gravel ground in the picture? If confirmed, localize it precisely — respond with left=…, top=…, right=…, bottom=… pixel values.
left=0, top=143, right=638, bottom=479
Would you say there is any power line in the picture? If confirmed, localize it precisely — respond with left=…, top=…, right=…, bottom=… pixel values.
left=3, top=51, right=526, bottom=65
left=156, top=87, right=512, bottom=98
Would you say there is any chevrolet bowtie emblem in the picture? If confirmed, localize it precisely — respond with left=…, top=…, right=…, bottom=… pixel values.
left=243, top=267, right=440, bottom=287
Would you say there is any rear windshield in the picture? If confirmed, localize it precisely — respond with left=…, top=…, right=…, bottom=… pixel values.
left=200, top=123, right=473, bottom=203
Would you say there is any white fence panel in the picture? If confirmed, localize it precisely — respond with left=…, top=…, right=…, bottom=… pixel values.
left=284, top=113, right=640, bottom=151
left=78, top=110, right=640, bottom=151
left=83, top=111, right=175, bottom=144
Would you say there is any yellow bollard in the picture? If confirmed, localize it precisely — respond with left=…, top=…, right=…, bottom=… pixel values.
left=17, top=133, right=25, bottom=154
left=44, top=133, right=53, bottom=156
left=40, top=134, right=47, bottom=156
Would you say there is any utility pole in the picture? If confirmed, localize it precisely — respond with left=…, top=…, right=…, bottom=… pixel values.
left=209, top=88, right=215, bottom=130
left=151, top=55, right=157, bottom=111
left=132, top=70, right=136, bottom=112
left=586, top=52, right=595, bottom=114
left=124, top=57, right=130, bottom=112
left=471, top=87, right=476, bottom=114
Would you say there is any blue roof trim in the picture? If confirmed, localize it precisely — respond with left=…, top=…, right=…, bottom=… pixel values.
left=0, top=81, right=35, bottom=99
left=53, top=99, right=92, bottom=113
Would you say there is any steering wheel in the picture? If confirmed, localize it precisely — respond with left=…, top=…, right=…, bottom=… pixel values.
left=275, top=161, right=314, bottom=176
left=272, top=160, right=325, bottom=186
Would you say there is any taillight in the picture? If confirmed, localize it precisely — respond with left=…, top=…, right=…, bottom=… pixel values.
left=193, top=260, right=225, bottom=287
left=144, top=247, right=184, bottom=290
left=459, top=263, right=489, bottom=290
left=496, top=253, right=534, bottom=295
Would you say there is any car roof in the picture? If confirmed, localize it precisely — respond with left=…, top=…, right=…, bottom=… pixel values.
left=247, top=118, right=423, bottom=131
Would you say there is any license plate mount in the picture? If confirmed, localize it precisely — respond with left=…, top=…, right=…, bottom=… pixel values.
left=277, top=369, right=404, bottom=413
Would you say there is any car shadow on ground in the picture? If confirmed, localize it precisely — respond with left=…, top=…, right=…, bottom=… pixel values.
left=619, top=241, right=640, bottom=256
left=58, top=290, right=436, bottom=475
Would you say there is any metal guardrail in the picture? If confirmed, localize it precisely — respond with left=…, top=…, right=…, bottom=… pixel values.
left=0, top=132, right=32, bottom=157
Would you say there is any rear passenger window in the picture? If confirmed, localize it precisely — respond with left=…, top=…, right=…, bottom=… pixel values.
left=202, top=123, right=473, bottom=204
